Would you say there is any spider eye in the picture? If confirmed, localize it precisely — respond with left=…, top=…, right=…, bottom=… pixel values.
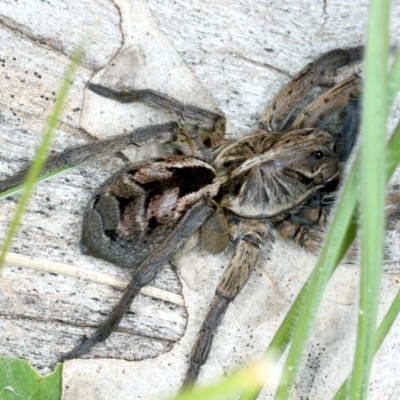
left=332, top=144, right=338, bottom=153
left=313, top=151, right=324, bottom=160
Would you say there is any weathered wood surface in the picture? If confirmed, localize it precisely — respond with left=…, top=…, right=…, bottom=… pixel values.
left=1, top=0, right=400, bottom=399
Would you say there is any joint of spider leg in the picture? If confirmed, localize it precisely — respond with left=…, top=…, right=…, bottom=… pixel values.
left=195, top=197, right=219, bottom=218
left=316, top=49, right=351, bottom=72
left=258, top=121, right=274, bottom=133
left=297, top=226, right=309, bottom=248
left=205, top=185, right=225, bottom=207
left=60, top=146, right=94, bottom=166
left=130, top=122, right=180, bottom=146
left=241, top=233, right=262, bottom=248
left=286, top=222, right=304, bottom=242
left=214, top=115, right=226, bottom=133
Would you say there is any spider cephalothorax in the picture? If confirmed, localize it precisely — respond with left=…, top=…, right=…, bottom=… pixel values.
left=2, top=46, right=383, bottom=392
left=216, top=129, right=339, bottom=218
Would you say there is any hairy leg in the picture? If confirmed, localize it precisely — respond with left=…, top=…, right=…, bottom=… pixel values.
left=274, top=191, right=400, bottom=256
left=181, top=219, right=268, bottom=388
left=259, top=47, right=363, bottom=133
left=88, top=83, right=226, bottom=150
left=0, top=122, right=191, bottom=193
left=60, top=198, right=215, bottom=361
left=291, top=74, right=361, bottom=130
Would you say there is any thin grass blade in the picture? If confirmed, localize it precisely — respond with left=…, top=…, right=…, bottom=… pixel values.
left=334, top=288, right=400, bottom=400
left=0, top=38, right=87, bottom=269
left=0, top=166, right=76, bottom=200
left=349, top=1, right=390, bottom=398
left=167, top=356, right=278, bottom=400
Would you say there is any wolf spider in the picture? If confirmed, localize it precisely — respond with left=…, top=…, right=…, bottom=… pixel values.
left=1, top=46, right=379, bottom=388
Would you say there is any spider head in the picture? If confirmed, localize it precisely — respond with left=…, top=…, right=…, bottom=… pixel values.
left=215, top=129, right=339, bottom=218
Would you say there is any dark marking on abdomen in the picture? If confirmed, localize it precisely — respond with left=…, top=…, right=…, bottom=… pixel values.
left=115, top=195, right=134, bottom=217
left=148, top=216, right=159, bottom=231
left=167, top=166, right=216, bottom=197
left=104, top=229, right=118, bottom=242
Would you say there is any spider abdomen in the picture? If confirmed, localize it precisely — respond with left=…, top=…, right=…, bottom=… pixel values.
left=81, top=156, right=220, bottom=268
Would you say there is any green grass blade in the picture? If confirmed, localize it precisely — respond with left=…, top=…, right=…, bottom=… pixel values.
left=350, top=1, right=390, bottom=398
left=166, top=356, right=278, bottom=400
left=334, top=288, right=400, bottom=400
left=0, top=39, right=87, bottom=269
left=0, top=166, right=76, bottom=200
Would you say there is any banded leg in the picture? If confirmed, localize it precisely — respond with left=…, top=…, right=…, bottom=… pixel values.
left=291, top=74, right=361, bottom=130
left=0, top=122, right=190, bottom=193
left=181, top=220, right=268, bottom=388
left=88, top=83, right=226, bottom=149
left=60, top=198, right=215, bottom=360
left=259, top=47, right=363, bottom=132
left=273, top=202, right=362, bottom=262
left=273, top=219, right=325, bottom=254
left=274, top=191, right=400, bottom=255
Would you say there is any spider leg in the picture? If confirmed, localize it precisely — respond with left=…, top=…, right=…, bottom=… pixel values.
left=274, top=191, right=400, bottom=256
left=273, top=218, right=325, bottom=254
left=60, top=197, right=216, bottom=361
left=259, top=47, right=363, bottom=132
left=336, top=97, right=361, bottom=162
left=88, top=83, right=226, bottom=149
left=271, top=189, right=330, bottom=253
left=273, top=197, right=363, bottom=261
left=0, top=122, right=188, bottom=193
left=290, top=74, right=361, bottom=130
left=181, top=219, right=268, bottom=388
